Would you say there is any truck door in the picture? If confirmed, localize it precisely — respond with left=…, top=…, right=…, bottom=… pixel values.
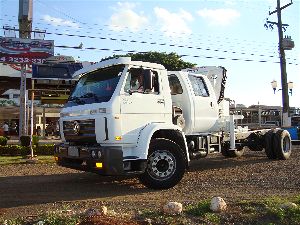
left=120, top=68, right=167, bottom=144
left=188, top=75, right=219, bottom=132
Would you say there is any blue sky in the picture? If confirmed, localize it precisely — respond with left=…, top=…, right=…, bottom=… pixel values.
left=1, top=0, right=299, bottom=107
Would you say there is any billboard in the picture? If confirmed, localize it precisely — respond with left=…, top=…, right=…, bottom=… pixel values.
left=0, top=37, right=54, bottom=64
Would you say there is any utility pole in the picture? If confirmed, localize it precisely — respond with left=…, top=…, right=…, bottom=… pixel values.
left=18, top=0, right=32, bottom=136
left=267, top=0, right=293, bottom=127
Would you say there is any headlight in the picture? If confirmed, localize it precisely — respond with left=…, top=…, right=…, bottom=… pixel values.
left=91, top=150, right=96, bottom=158
left=97, top=151, right=102, bottom=158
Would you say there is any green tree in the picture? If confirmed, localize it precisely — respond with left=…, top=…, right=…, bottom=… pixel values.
left=102, top=51, right=196, bottom=71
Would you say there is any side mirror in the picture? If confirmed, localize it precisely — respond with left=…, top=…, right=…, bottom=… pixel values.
left=143, top=69, right=153, bottom=92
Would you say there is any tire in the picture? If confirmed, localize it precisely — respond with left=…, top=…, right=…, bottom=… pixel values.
left=221, top=142, right=230, bottom=157
left=221, top=142, right=245, bottom=157
left=139, top=138, right=186, bottom=189
left=247, top=133, right=264, bottom=151
left=273, top=129, right=292, bottom=160
left=264, top=130, right=277, bottom=159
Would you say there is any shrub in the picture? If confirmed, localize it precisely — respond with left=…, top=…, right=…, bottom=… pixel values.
left=37, top=144, right=55, bottom=155
left=0, top=144, right=55, bottom=156
left=0, top=136, right=8, bottom=146
left=0, top=145, right=29, bottom=156
left=20, top=135, right=30, bottom=147
left=32, top=135, right=39, bottom=146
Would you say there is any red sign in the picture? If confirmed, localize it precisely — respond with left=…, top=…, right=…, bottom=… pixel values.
left=0, top=37, right=54, bottom=64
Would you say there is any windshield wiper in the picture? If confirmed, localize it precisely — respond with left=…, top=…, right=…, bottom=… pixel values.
left=69, top=96, right=85, bottom=104
left=81, top=92, right=99, bottom=101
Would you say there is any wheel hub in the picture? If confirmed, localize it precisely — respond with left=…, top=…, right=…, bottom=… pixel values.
left=148, top=150, right=176, bottom=180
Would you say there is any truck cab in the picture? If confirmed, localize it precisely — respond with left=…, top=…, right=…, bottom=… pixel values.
left=55, top=57, right=220, bottom=188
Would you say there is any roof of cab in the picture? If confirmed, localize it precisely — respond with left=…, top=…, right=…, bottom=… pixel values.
left=72, top=57, right=166, bottom=79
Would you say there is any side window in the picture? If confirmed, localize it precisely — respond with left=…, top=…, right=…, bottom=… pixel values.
left=168, top=75, right=183, bottom=95
left=189, top=76, right=209, bottom=97
left=124, top=68, right=159, bottom=94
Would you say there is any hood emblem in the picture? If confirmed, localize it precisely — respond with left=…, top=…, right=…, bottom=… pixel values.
left=73, top=121, right=80, bottom=135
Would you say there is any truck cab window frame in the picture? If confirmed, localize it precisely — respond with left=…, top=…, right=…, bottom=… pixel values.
left=188, top=75, right=209, bottom=97
left=124, top=67, right=159, bottom=94
left=168, top=74, right=183, bottom=95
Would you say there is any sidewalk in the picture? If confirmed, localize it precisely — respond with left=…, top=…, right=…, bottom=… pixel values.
left=7, top=136, right=62, bottom=145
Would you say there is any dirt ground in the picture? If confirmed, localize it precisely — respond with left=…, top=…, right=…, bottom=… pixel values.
left=0, top=146, right=299, bottom=223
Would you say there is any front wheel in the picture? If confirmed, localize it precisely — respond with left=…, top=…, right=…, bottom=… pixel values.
left=139, top=138, right=186, bottom=189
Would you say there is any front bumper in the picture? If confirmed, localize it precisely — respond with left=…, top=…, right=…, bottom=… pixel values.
left=54, top=143, right=124, bottom=175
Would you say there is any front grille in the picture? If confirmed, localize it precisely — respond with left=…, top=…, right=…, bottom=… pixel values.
left=63, top=119, right=96, bottom=144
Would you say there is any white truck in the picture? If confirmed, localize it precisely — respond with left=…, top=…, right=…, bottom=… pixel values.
left=54, top=57, right=292, bottom=189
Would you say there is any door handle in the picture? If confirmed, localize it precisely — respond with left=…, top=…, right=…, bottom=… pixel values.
left=157, top=99, right=165, bottom=104
left=210, top=102, right=213, bottom=107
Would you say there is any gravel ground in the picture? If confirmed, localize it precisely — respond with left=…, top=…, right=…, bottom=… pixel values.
left=0, top=146, right=299, bottom=223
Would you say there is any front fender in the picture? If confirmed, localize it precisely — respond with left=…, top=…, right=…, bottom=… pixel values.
left=135, top=123, right=190, bottom=162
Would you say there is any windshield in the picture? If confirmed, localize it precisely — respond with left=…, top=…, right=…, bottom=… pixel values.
left=65, top=65, right=124, bottom=106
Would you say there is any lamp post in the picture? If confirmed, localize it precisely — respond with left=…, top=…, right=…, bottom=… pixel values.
left=271, top=79, right=294, bottom=126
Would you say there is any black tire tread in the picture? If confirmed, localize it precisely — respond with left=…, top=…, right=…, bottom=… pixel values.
left=139, top=138, right=186, bottom=189
left=264, top=130, right=277, bottom=159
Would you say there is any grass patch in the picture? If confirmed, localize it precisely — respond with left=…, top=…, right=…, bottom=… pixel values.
left=0, top=155, right=55, bottom=165
left=137, top=209, right=190, bottom=225
left=239, top=196, right=300, bottom=225
left=2, top=211, right=80, bottom=225
left=263, top=196, right=300, bottom=225
left=38, top=211, right=80, bottom=225
left=185, top=200, right=211, bottom=217
left=186, top=200, right=220, bottom=224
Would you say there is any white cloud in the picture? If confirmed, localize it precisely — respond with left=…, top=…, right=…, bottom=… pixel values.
left=154, top=7, right=194, bottom=37
left=109, top=2, right=148, bottom=32
left=197, top=8, right=240, bottom=26
left=43, top=15, right=80, bottom=29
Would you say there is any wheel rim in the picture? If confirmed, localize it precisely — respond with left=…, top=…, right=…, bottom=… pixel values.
left=283, top=136, right=291, bottom=153
left=147, top=150, right=176, bottom=181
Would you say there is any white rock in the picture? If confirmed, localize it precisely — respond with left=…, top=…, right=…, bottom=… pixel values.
left=100, top=206, right=108, bottom=215
left=163, top=201, right=183, bottom=215
left=210, top=197, right=227, bottom=212
left=280, top=202, right=298, bottom=209
left=36, top=221, right=45, bottom=225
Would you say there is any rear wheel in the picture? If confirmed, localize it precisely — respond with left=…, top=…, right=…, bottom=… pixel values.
left=221, top=142, right=245, bottom=157
left=139, top=138, right=186, bottom=189
left=264, top=130, right=277, bottom=159
left=273, top=129, right=292, bottom=160
left=221, top=142, right=230, bottom=157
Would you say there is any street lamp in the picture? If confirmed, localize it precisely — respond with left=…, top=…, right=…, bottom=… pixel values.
left=271, top=80, right=278, bottom=94
left=271, top=80, right=294, bottom=96
left=288, top=81, right=293, bottom=95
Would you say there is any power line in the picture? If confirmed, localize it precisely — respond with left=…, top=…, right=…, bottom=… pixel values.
left=52, top=43, right=298, bottom=65
left=2, top=26, right=298, bottom=64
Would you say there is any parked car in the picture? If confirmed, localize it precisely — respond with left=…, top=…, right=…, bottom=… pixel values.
left=262, top=121, right=280, bottom=127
